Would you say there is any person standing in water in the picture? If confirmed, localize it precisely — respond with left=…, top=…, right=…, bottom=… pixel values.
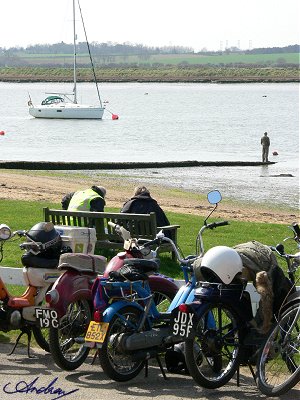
left=261, top=132, right=270, bottom=162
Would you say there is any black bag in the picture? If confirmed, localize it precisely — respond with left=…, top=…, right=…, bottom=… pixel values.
left=165, top=343, right=189, bottom=375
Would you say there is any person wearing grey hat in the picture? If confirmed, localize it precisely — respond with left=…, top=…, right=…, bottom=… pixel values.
left=61, top=185, right=106, bottom=212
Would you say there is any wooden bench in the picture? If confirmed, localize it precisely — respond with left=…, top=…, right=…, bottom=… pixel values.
left=43, top=207, right=180, bottom=259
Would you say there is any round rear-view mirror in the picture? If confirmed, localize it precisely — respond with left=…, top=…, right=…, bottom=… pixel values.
left=0, top=224, right=12, bottom=240
left=207, top=190, right=222, bottom=205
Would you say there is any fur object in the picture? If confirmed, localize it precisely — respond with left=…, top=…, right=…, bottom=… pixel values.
left=255, top=271, right=274, bottom=333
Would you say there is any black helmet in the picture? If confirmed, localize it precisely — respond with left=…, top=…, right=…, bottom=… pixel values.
left=26, top=222, right=62, bottom=259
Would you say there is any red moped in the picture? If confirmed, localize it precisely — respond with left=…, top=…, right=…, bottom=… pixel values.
left=42, top=223, right=178, bottom=370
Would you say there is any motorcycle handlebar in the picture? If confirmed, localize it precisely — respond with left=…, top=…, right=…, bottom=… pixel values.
left=292, top=222, right=300, bottom=237
left=206, top=221, right=229, bottom=229
left=271, top=245, right=299, bottom=260
left=19, top=241, right=43, bottom=252
left=143, top=238, right=161, bottom=248
left=10, top=229, right=26, bottom=238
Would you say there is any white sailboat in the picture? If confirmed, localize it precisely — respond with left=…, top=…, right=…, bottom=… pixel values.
left=28, top=0, right=104, bottom=119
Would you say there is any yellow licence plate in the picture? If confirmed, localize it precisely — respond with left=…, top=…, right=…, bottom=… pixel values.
left=85, top=321, right=109, bottom=343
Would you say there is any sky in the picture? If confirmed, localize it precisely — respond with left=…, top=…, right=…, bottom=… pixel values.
left=1, top=0, right=299, bottom=51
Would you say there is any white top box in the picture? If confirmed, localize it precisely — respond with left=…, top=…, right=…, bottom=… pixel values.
left=54, top=225, right=97, bottom=254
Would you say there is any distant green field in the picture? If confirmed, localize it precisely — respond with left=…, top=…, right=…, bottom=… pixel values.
left=16, top=52, right=299, bottom=66
left=0, top=65, right=298, bottom=83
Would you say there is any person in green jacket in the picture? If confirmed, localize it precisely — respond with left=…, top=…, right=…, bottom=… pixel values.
left=62, top=185, right=106, bottom=211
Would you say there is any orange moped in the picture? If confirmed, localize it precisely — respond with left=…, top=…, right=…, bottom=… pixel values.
left=0, top=222, right=63, bottom=356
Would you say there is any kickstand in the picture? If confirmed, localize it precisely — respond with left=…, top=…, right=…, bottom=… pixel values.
left=236, top=362, right=256, bottom=387
left=8, top=328, right=33, bottom=358
left=144, top=360, right=148, bottom=377
left=91, top=349, right=100, bottom=365
left=236, top=364, right=240, bottom=386
left=156, top=355, right=168, bottom=380
left=247, top=363, right=256, bottom=382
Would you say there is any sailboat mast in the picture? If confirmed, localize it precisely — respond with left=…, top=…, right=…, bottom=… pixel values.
left=73, top=0, right=77, bottom=104
left=77, top=0, right=103, bottom=108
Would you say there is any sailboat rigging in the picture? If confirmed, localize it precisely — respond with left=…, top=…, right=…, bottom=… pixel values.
left=28, top=0, right=105, bottom=119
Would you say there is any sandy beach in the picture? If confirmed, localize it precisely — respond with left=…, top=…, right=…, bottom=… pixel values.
left=0, top=169, right=298, bottom=224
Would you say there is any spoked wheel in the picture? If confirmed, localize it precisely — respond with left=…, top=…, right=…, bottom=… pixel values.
left=185, top=303, right=242, bottom=389
left=32, top=327, right=50, bottom=352
left=99, top=306, right=147, bottom=382
left=152, top=291, right=174, bottom=312
left=256, top=304, right=300, bottom=396
left=49, top=299, right=91, bottom=370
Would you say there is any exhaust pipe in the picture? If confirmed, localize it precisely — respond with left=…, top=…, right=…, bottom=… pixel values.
left=131, top=348, right=158, bottom=362
left=121, top=327, right=175, bottom=351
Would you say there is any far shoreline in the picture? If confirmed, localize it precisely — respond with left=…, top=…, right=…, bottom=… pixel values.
left=1, top=77, right=298, bottom=84
left=0, top=65, right=299, bottom=84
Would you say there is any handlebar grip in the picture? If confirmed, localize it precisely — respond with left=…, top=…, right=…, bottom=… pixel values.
left=108, top=221, right=117, bottom=228
left=215, top=221, right=229, bottom=227
left=207, top=221, right=229, bottom=229
left=20, top=242, right=42, bottom=252
left=16, top=230, right=26, bottom=237
left=292, top=222, right=300, bottom=236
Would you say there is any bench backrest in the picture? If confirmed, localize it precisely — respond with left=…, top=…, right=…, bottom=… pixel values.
left=43, top=207, right=158, bottom=242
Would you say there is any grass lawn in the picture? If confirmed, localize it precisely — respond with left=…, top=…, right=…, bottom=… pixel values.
left=0, top=199, right=297, bottom=280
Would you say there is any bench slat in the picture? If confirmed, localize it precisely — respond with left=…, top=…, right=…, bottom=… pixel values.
left=43, top=207, right=179, bottom=259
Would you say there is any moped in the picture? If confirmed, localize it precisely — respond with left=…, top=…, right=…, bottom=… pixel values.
left=43, top=224, right=179, bottom=370
left=182, top=223, right=300, bottom=390
left=0, top=222, right=63, bottom=356
left=84, top=190, right=229, bottom=381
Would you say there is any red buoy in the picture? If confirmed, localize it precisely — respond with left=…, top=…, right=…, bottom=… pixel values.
left=112, top=114, right=119, bottom=120
left=0, top=131, right=5, bottom=136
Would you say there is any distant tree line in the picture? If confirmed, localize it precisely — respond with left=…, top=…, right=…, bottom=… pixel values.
left=0, top=42, right=194, bottom=56
left=0, top=43, right=298, bottom=68
left=0, top=42, right=298, bottom=56
left=196, top=44, right=299, bottom=55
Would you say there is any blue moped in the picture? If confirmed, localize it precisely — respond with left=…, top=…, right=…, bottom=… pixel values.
left=85, top=190, right=228, bottom=381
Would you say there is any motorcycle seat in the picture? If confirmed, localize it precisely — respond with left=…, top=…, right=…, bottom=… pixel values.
left=58, top=253, right=107, bottom=274
left=123, top=258, right=160, bottom=273
left=109, top=259, right=160, bottom=282
left=21, top=253, right=58, bottom=269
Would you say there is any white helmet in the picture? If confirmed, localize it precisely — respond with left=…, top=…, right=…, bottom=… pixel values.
left=200, top=246, right=243, bottom=285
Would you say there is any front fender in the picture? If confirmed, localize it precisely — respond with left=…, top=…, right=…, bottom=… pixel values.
left=102, top=300, right=144, bottom=323
left=148, top=274, right=178, bottom=299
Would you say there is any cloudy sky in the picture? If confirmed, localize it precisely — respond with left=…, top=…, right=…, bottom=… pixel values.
left=1, top=0, right=299, bottom=51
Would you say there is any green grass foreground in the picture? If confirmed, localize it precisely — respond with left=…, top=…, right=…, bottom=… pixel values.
left=0, top=199, right=297, bottom=281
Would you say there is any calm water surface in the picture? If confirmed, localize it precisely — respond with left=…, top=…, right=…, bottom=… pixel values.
left=0, top=82, right=299, bottom=208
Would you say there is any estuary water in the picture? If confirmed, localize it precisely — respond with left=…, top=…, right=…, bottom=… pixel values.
left=0, top=82, right=299, bottom=208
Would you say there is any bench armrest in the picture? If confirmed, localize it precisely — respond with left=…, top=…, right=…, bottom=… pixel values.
left=157, top=225, right=180, bottom=230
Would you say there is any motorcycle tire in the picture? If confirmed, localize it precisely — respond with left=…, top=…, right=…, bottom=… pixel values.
left=49, top=298, right=91, bottom=371
left=185, top=302, right=242, bottom=389
left=32, top=326, right=50, bottom=352
left=99, top=305, right=148, bottom=382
